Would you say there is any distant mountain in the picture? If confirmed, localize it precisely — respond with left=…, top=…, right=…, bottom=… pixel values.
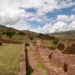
left=0, top=25, right=38, bottom=36
left=50, top=30, right=75, bottom=40
left=0, top=25, right=56, bottom=41
left=51, top=30, right=75, bottom=35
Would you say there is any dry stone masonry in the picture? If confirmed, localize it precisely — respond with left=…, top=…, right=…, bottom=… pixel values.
left=18, top=40, right=75, bottom=75
left=34, top=40, right=75, bottom=75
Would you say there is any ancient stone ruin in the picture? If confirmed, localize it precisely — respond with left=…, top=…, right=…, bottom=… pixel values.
left=34, top=40, right=75, bottom=75
left=18, top=40, right=75, bottom=75
left=62, top=43, right=75, bottom=54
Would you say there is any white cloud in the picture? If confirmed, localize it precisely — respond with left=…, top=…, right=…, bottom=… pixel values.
left=57, top=15, right=70, bottom=22
left=0, top=0, right=75, bottom=22
left=57, top=15, right=75, bottom=22
left=36, top=21, right=75, bottom=33
left=0, top=0, right=25, bottom=25
left=0, top=0, right=75, bottom=32
left=69, top=20, right=75, bottom=30
left=6, top=19, right=30, bottom=30
left=37, top=23, right=52, bottom=33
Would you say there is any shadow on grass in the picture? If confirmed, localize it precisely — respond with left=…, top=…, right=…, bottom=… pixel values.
left=25, top=48, right=33, bottom=75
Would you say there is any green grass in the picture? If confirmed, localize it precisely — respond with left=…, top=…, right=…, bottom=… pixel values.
left=42, top=39, right=54, bottom=47
left=0, top=43, right=21, bottom=75
left=1, top=34, right=55, bottom=48
left=37, top=60, right=45, bottom=69
left=1, top=34, right=29, bottom=42
left=1, top=34, right=55, bottom=47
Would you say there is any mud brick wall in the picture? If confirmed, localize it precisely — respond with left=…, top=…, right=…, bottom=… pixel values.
left=18, top=43, right=26, bottom=75
left=0, top=39, right=22, bottom=44
left=64, top=54, right=75, bottom=65
left=36, top=48, right=65, bottom=75
left=68, top=64, right=75, bottom=75
left=35, top=40, right=65, bottom=75
left=46, top=66, right=65, bottom=75
left=51, top=53, right=65, bottom=68
left=51, top=49, right=65, bottom=68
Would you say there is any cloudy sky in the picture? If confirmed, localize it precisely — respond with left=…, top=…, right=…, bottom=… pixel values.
left=0, top=0, right=75, bottom=33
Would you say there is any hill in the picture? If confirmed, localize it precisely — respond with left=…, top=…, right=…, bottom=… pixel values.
left=51, top=30, right=75, bottom=35
left=51, top=30, right=75, bottom=40
left=0, top=25, right=37, bottom=42
left=0, top=25, right=57, bottom=47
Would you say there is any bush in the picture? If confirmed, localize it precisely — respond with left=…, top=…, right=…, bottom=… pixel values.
left=5, top=31, right=15, bottom=39
left=52, top=39, right=59, bottom=46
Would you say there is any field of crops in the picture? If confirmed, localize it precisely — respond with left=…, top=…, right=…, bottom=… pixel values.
left=0, top=43, right=21, bottom=75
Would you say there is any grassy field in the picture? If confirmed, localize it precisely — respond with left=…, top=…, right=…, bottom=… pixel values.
left=1, top=35, right=29, bottom=42
left=42, top=39, right=54, bottom=47
left=1, top=34, right=54, bottom=47
left=0, top=43, right=21, bottom=75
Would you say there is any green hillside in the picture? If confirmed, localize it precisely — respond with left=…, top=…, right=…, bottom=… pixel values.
left=51, top=30, right=75, bottom=40
left=0, top=25, right=55, bottom=47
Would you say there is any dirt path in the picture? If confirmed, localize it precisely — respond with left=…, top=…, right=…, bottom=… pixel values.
left=26, top=44, right=48, bottom=75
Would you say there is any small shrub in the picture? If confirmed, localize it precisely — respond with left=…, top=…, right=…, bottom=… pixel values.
left=5, top=31, right=15, bottom=39
left=52, top=39, right=59, bottom=46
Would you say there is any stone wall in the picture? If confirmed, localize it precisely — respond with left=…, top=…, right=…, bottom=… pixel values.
left=35, top=40, right=66, bottom=75
left=68, top=64, right=75, bottom=75
left=18, top=43, right=26, bottom=75
left=0, top=39, right=22, bottom=44
left=51, top=53, right=65, bottom=68
left=64, top=54, right=75, bottom=65
left=2, top=38, right=75, bottom=75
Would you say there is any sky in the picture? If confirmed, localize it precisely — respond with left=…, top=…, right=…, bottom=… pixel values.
left=0, top=0, right=75, bottom=33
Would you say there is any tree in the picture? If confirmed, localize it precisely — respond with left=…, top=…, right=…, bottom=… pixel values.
left=5, top=31, right=15, bottom=39
left=52, top=39, right=59, bottom=46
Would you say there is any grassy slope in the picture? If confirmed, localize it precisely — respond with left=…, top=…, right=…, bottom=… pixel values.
left=0, top=43, right=21, bottom=75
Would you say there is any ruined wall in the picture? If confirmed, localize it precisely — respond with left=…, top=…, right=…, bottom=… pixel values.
left=18, top=43, right=26, bottom=75
left=64, top=54, right=75, bottom=65
left=68, top=64, right=75, bottom=75
left=35, top=40, right=65, bottom=75
left=30, top=40, right=75, bottom=75
left=51, top=53, right=65, bottom=68
left=0, top=39, right=22, bottom=44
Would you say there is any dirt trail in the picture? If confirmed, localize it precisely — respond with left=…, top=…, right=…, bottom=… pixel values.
left=26, top=44, right=48, bottom=75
